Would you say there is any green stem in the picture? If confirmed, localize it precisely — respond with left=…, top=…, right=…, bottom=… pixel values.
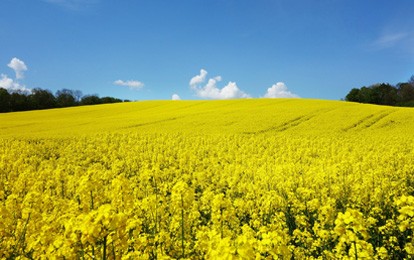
left=102, top=235, right=107, bottom=260
left=181, top=195, right=185, bottom=259
left=155, top=179, right=158, bottom=259
left=111, top=241, right=116, bottom=260
left=61, top=180, right=65, bottom=198
left=17, top=212, right=31, bottom=255
left=354, top=241, right=358, bottom=260
left=90, top=190, right=94, bottom=210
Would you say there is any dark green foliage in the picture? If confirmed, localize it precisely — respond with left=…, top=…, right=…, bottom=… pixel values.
left=29, top=88, right=57, bottom=110
left=345, top=76, right=414, bottom=107
left=345, top=88, right=360, bottom=102
left=80, top=95, right=101, bottom=106
left=0, top=87, right=125, bottom=113
left=10, top=91, right=30, bottom=111
left=56, top=89, right=77, bottom=107
left=79, top=95, right=122, bottom=105
left=100, top=96, right=123, bottom=104
left=397, top=83, right=414, bottom=104
left=0, top=88, right=11, bottom=112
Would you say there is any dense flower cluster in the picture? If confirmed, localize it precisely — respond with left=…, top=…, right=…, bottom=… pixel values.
left=0, top=99, right=413, bottom=259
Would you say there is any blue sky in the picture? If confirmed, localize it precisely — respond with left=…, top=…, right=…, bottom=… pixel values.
left=1, top=0, right=413, bottom=101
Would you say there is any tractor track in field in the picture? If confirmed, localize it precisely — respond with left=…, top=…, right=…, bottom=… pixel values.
left=244, top=114, right=316, bottom=134
left=123, top=117, right=179, bottom=129
left=342, top=110, right=396, bottom=132
left=243, top=107, right=351, bottom=135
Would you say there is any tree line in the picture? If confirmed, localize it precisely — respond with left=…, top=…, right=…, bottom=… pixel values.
left=0, top=88, right=130, bottom=113
left=345, top=76, right=414, bottom=107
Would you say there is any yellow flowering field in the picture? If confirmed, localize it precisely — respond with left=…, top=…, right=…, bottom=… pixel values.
left=1, top=99, right=414, bottom=259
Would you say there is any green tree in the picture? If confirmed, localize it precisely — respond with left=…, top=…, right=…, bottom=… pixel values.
left=0, top=88, right=11, bottom=112
left=10, top=91, right=29, bottom=111
left=29, top=88, right=57, bottom=110
left=80, top=95, right=101, bottom=105
left=357, top=87, right=374, bottom=104
left=56, top=89, right=77, bottom=107
left=100, top=96, right=122, bottom=104
left=345, top=88, right=360, bottom=102
left=345, top=83, right=399, bottom=106
left=371, top=83, right=397, bottom=106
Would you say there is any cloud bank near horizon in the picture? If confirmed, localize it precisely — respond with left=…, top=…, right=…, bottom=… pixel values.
left=1, top=60, right=299, bottom=101
left=189, top=69, right=298, bottom=100
left=263, top=82, right=299, bottom=98
left=171, top=94, right=181, bottom=100
left=189, top=69, right=250, bottom=99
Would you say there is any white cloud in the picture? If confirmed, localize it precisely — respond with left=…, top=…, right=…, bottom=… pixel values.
left=189, top=69, right=208, bottom=88
left=263, top=82, right=299, bottom=98
left=1, top=58, right=31, bottom=93
left=189, top=69, right=250, bottom=99
left=0, top=74, right=31, bottom=93
left=172, top=94, right=181, bottom=100
left=8, top=57, right=27, bottom=79
left=0, top=74, right=18, bottom=89
left=113, top=79, right=144, bottom=90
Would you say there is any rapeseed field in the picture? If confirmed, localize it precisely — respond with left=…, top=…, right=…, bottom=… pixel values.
left=1, top=99, right=414, bottom=259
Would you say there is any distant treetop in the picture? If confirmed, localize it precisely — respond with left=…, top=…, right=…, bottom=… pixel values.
left=345, top=76, right=414, bottom=107
left=0, top=87, right=127, bottom=113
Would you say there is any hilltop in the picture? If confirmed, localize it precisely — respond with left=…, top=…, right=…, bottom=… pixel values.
left=1, top=99, right=412, bottom=138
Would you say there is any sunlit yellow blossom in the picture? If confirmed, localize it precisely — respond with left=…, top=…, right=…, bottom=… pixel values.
left=1, top=99, right=414, bottom=258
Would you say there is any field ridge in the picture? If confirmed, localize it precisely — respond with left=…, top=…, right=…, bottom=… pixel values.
left=0, top=99, right=412, bottom=138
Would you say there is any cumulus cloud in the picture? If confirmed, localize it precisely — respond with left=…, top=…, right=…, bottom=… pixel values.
left=189, top=69, right=250, bottom=99
left=189, top=69, right=208, bottom=88
left=172, top=94, right=181, bottom=100
left=8, top=57, right=27, bottom=79
left=1, top=58, right=30, bottom=93
left=0, top=74, right=18, bottom=89
left=0, top=74, right=30, bottom=93
left=113, top=79, right=144, bottom=90
left=263, top=82, right=299, bottom=98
